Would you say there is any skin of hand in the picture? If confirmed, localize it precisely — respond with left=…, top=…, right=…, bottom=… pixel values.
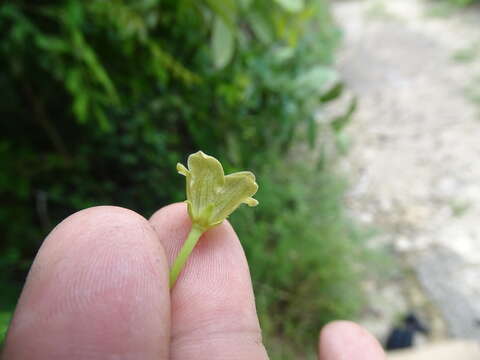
left=2, top=203, right=386, bottom=360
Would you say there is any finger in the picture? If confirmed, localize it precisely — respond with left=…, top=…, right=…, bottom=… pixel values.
left=318, top=321, right=386, bottom=360
left=150, top=203, right=268, bottom=360
left=3, top=206, right=170, bottom=360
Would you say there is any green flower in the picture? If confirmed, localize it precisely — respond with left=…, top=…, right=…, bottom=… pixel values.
left=177, top=151, right=258, bottom=230
left=170, top=151, right=259, bottom=287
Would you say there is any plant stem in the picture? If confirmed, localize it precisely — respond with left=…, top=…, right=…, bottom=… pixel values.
left=169, top=224, right=204, bottom=288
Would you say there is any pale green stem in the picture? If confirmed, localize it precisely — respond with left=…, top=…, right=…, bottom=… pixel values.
left=169, top=224, right=205, bottom=288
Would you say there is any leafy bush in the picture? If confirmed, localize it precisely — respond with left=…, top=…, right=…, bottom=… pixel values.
left=0, top=0, right=367, bottom=355
left=235, top=157, right=369, bottom=358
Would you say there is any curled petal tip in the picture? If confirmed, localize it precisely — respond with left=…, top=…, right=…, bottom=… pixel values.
left=177, top=163, right=189, bottom=176
left=244, top=197, right=259, bottom=207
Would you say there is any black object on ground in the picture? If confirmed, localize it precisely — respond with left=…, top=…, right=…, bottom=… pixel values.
left=385, top=313, right=429, bottom=350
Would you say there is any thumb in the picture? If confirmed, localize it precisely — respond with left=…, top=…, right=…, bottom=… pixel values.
left=318, top=321, right=386, bottom=360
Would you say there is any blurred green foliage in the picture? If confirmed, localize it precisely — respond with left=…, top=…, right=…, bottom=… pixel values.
left=236, top=159, right=373, bottom=358
left=0, top=312, right=12, bottom=344
left=0, top=0, right=366, bottom=355
left=447, top=0, right=478, bottom=4
left=442, top=0, right=480, bottom=5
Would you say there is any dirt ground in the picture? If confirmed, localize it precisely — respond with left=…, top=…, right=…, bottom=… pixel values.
left=332, top=0, right=480, bottom=343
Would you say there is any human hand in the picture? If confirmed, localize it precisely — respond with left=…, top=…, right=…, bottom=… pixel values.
left=3, top=203, right=386, bottom=359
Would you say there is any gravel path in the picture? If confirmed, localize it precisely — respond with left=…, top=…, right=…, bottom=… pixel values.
left=332, top=0, right=480, bottom=341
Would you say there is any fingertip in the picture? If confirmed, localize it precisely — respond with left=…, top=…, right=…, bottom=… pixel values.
left=4, top=205, right=171, bottom=360
left=149, top=203, right=267, bottom=360
left=319, top=321, right=386, bottom=360
left=150, top=202, right=251, bottom=300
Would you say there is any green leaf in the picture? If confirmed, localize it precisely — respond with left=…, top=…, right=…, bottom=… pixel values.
left=238, top=0, right=253, bottom=10
left=211, top=16, right=234, bottom=69
left=73, top=93, right=89, bottom=122
left=320, top=82, right=344, bottom=103
left=0, top=312, right=12, bottom=344
left=272, top=46, right=295, bottom=63
left=35, top=35, right=69, bottom=53
left=204, top=0, right=236, bottom=27
left=248, top=11, right=273, bottom=43
left=274, top=0, right=305, bottom=12
left=307, top=115, right=317, bottom=148
left=295, top=66, right=338, bottom=95
left=331, top=97, right=357, bottom=133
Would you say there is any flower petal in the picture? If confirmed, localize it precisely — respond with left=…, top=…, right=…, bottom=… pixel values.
left=211, top=171, right=258, bottom=222
left=176, top=163, right=189, bottom=176
left=177, top=163, right=192, bottom=203
left=187, top=151, right=225, bottom=218
left=243, top=197, right=259, bottom=207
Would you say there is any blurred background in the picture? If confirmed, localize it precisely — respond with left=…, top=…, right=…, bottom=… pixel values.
left=1, top=0, right=480, bottom=358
